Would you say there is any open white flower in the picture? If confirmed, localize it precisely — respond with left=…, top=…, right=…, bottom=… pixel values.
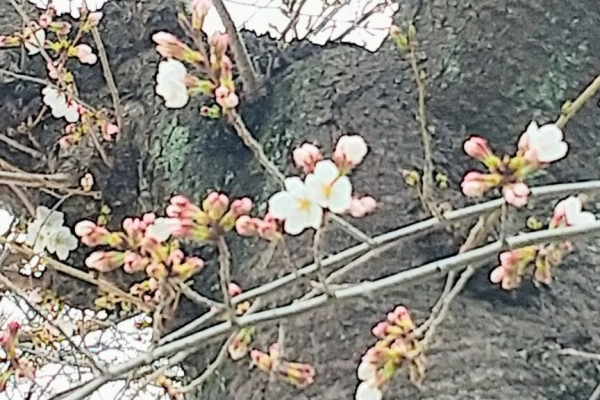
left=357, top=361, right=377, bottom=382
left=146, top=217, right=172, bottom=242
left=305, top=160, right=352, bottom=214
left=520, top=121, right=568, bottom=163
left=28, top=0, right=109, bottom=19
left=355, top=381, right=382, bottom=400
left=0, top=209, right=15, bottom=237
left=562, top=196, right=596, bottom=226
left=24, top=28, right=46, bottom=56
left=45, top=226, right=78, bottom=260
left=268, top=177, right=323, bottom=235
left=156, top=59, right=190, bottom=109
left=25, top=206, right=65, bottom=254
left=42, top=86, right=80, bottom=122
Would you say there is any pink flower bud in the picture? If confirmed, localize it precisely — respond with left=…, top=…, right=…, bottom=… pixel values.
left=101, top=121, right=119, bottom=141
left=230, top=198, right=253, bottom=217
left=228, top=282, right=242, bottom=297
left=152, top=32, right=185, bottom=59
left=460, top=171, right=499, bottom=197
left=146, top=262, right=168, bottom=280
left=87, top=12, right=103, bottom=27
left=39, top=13, right=52, bottom=28
left=74, top=44, right=97, bottom=65
left=192, top=0, right=212, bottom=19
left=292, top=143, right=322, bottom=173
left=85, top=251, right=124, bottom=272
left=203, top=191, right=229, bottom=220
left=123, top=252, right=148, bottom=274
left=502, top=183, right=530, bottom=208
left=7, top=321, right=20, bottom=334
left=74, top=220, right=97, bottom=237
left=235, top=215, right=259, bottom=236
left=209, top=32, right=229, bottom=55
left=463, top=136, right=492, bottom=161
left=214, top=85, right=239, bottom=109
left=58, top=135, right=75, bottom=148
left=348, top=196, right=377, bottom=218
left=372, top=322, right=389, bottom=338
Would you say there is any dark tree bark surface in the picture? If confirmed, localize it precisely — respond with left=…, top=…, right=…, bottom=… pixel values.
left=1, top=0, right=600, bottom=399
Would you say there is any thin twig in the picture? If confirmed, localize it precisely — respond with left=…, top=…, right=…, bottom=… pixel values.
left=217, top=236, right=238, bottom=324
left=8, top=183, right=35, bottom=216
left=0, top=68, right=50, bottom=86
left=557, top=348, right=600, bottom=361
left=53, top=221, right=600, bottom=400
left=0, top=260, right=105, bottom=373
left=589, top=382, right=600, bottom=400
left=313, top=224, right=333, bottom=296
left=177, top=282, right=224, bottom=309
left=406, top=33, right=435, bottom=214
left=0, top=132, right=44, bottom=158
left=91, top=27, right=123, bottom=134
left=231, top=181, right=600, bottom=306
left=556, top=73, right=600, bottom=128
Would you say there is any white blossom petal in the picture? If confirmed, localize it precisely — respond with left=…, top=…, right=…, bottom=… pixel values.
left=355, top=381, right=382, bottom=400
left=268, top=191, right=295, bottom=220
left=284, top=211, right=308, bottom=235
left=313, top=160, right=339, bottom=182
left=306, top=202, right=324, bottom=230
left=328, top=176, right=352, bottom=214
left=0, top=209, right=14, bottom=236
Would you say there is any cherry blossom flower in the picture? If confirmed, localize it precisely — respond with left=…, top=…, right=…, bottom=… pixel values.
left=355, top=381, right=382, bottom=400
left=28, top=0, right=109, bottom=19
left=518, top=121, right=568, bottom=163
left=305, top=160, right=352, bottom=214
left=74, top=44, right=97, bottom=64
left=0, top=209, right=14, bottom=236
left=552, top=196, right=596, bottom=227
left=333, top=135, right=368, bottom=169
left=357, top=361, right=377, bottom=382
left=502, top=183, right=530, bottom=208
left=25, top=206, right=66, bottom=254
left=45, top=226, right=78, bottom=260
left=268, top=177, right=323, bottom=235
left=155, top=59, right=189, bottom=109
left=23, top=27, right=45, bottom=55
left=42, top=86, right=80, bottom=122
left=460, top=171, right=499, bottom=197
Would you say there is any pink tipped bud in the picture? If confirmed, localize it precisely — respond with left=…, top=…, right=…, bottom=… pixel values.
left=235, top=215, right=259, bottom=236
left=230, top=198, right=253, bottom=217
left=7, top=321, right=20, bottom=334
left=203, top=191, right=229, bottom=220
left=348, top=196, right=377, bottom=218
left=146, top=262, right=168, bottom=280
left=292, top=143, right=322, bottom=173
left=85, top=251, right=124, bottom=272
left=463, top=136, right=492, bottom=161
left=214, top=85, right=239, bottom=109
left=209, top=32, right=229, bottom=55
left=490, top=266, right=505, bottom=284
left=74, top=220, right=97, bottom=237
left=101, top=121, right=119, bottom=141
left=460, top=171, right=500, bottom=197
left=228, top=282, right=243, bottom=297
left=74, top=44, right=97, bottom=65
left=372, top=321, right=389, bottom=338
left=87, top=12, right=103, bottom=27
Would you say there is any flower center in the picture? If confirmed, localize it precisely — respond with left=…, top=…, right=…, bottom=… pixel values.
left=298, top=197, right=311, bottom=211
left=323, top=183, right=333, bottom=198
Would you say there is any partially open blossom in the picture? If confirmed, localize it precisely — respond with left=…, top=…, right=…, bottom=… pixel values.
left=155, top=59, right=189, bottom=109
left=75, top=220, right=120, bottom=247
left=333, top=135, right=368, bottom=170
left=502, top=183, right=530, bottom=208
left=490, top=247, right=538, bottom=290
left=551, top=196, right=596, bottom=227
left=215, top=85, right=239, bottom=109
left=463, top=136, right=493, bottom=162
left=228, top=282, right=242, bottom=297
left=348, top=196, right=377, bottom=218
left=305, top=160, right=353, bottom=214
left=74, top=44, right=97, bottom=64
left=192, top=0, right=212, bottom=29
left=268, top=177, right=323, bottom=235
left=145, top=217, right=173, bottom=242
left=42, top=86, right=81, bottom=122
left=460, top=171, right=501, bottom=197
left=152, top=31, right=187, bottom=59
left=518, top=121, right=568, bottom=164
left=80, top=173, right=94, bottom=191
left=293, top=143, right=322, bottom=173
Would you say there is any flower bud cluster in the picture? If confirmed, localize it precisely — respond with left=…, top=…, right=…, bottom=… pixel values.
left=355, top=306, right=425, bottom=400
left=250, top=344, right=316, bottom=388
left=461, top=121, right=568, bottom=207
left=490, top=196, right=596, bottom=289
